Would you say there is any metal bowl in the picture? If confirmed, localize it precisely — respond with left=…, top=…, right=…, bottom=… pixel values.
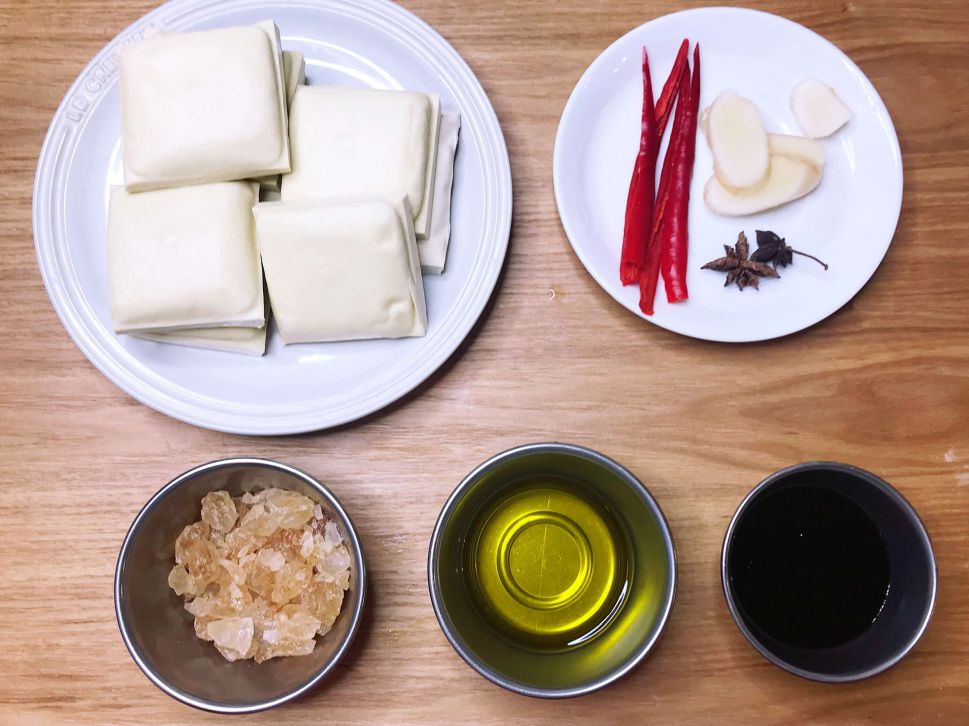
left=721, top=461, right=936, bottom=682
left=428, top=443, right=676, bottom=698
left=115, top=458, right=366, bottom=713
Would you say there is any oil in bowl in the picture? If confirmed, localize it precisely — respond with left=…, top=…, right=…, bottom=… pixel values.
left=467, top=477, right=629, bottom=649
left=429, top=444, right=675, bottom=697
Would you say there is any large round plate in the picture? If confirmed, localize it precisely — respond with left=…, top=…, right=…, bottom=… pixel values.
left=553, top=7, right=902, bottom=342
left=33, top=0, right=511, bottom=434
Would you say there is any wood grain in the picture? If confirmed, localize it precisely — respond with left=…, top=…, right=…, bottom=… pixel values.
left=2, top=0, right=968, bottom=723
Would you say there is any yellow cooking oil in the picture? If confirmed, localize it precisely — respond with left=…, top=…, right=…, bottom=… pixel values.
left=465, top=478, right=630, bottom=649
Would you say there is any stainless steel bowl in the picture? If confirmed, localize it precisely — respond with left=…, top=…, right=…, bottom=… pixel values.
left=721, top=461, right=936, bottom=682
left=115, top=458, right=366, bottom=713
left=428, top=443, right=676, bottom=697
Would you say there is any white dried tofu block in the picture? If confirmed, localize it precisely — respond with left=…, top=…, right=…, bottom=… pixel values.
left=135, top=324, right=268, bottom=356
left=282, top=86, right=440, bottom=237
left=420, top=104, right=442, bottom=239
left=251, top=52, right=303, bottom=192
left=255, top=198, right=427, bottom=343
left=108, top=182, right=264, bottom=333
left=120, top=22, right=290, bottom=190
left=420, top=112, right=461, bottom=274
left=282, top=50, right=305, bottom=109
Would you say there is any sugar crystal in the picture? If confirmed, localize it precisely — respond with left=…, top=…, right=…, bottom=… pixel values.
left=169, top=488, right=351, bottom=663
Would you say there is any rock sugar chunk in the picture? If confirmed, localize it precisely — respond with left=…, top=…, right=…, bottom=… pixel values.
left=169, top=488, right=353, bottom=663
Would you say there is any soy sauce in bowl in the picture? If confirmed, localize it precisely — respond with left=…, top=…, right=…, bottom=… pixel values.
left=722, top=462, right=936, bottom=682
left=728, top=485, right=890, bottom=649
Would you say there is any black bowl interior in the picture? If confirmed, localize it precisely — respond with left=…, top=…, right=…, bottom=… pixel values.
left=724, top=464, right=935, bottom=680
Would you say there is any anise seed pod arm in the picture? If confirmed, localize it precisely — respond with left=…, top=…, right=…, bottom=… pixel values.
left=701, top=257, right=740, bottom=271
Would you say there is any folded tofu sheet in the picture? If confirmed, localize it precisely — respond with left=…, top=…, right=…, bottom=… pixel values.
left=112, top=22, right=462, bottom=356
left=120, top=22, right=290, bottom=190
left=282, top=86, right=441, bottom=238
left=255, top=197, right=427, bottom=344
left=108, top=181, right=264, bottom=333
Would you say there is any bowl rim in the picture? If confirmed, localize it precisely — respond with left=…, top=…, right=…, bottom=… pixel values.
left=720, top=460, right=937, bottom=683
left=114, top=457, right=367, bottom=714
left=427, top=442, right=677, bottom=698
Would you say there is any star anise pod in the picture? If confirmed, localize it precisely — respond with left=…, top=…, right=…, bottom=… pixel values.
left=750, top=230, right=829, bottom=270
left=701, top=232, right=780, bottom=291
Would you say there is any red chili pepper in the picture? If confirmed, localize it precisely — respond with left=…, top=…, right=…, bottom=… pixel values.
left=660, top=44, right=700, bottom=304
left=639, top=67, right=691, bottom=316
left=655, top=39, right=689, bottom=140
left=645, top=46, right=691, bottom=261
left=618, top=48, right=658, bottom=286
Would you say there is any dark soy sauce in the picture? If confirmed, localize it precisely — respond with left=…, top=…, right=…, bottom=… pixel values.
left=729, top=484, right=891, bottom=649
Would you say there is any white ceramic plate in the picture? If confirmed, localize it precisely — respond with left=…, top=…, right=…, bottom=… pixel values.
left=33, top=0, right=511, bottom=434
left=553, top=7, right=902, bottom=342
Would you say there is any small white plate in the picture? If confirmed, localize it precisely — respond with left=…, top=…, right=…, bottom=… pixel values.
left=33, top=0, right=512, bottom=434
left=553, top=7, right=902, bottom=343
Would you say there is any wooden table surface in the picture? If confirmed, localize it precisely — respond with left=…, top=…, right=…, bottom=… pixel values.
left=2, top=0, right=968, bottom=723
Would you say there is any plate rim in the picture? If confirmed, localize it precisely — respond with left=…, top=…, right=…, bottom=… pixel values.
left=552, top=6, right=903, bottom=343
left=33, top=0, right=513, bottom=434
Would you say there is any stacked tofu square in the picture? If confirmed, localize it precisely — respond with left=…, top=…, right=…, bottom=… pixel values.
left=109, top=21, right=460, bottom=355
